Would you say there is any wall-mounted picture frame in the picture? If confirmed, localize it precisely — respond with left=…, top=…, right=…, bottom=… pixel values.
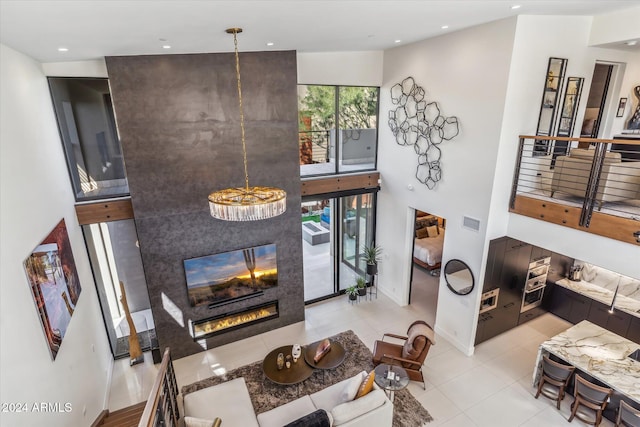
left=534, top=57, right=568, bottom=156
left=23, top=219, right=82, bottom=360
left=617, top=97, right=628, bottom=118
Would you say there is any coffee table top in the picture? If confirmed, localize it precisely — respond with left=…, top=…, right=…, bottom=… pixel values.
left=373, top=364, right=410, bottom=392
left=304, top=340, right=346, bottom=369
left=263, top=345, right=313, bottom=385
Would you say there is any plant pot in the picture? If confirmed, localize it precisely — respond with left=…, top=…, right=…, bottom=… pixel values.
left=348, top=294, right=357, bottom=301
left=358, top=287, right=367, bottom=296
left=366, top=263, right=377, bottom=275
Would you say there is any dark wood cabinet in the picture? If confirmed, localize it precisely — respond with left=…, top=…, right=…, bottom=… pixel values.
left=552, top=285, right=636, bottom=340
left=587, top=300, right=610, bottom=329
left=549, top=285, right=573, bottom=320
left=627, top=317, right=640, bottom=344
left=483, top=237, right=506, bottom=292
left=549, top=285, right=591, bottom=323
left=607, top=310, right=632, bottom=337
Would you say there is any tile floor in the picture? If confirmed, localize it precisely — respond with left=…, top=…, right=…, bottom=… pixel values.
left=108, top=293, right=615, bottom=426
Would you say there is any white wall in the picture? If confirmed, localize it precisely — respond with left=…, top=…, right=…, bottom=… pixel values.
left=499, top=16, right=640, bottom=280
left=0, top=44, right=112, bottom=427
left=377, top=18, right=518, bottom=355
left=297, top=51, right=383, bottom=86
left=42, top=59, right=108, bottom=78
left=589, top=6, right=640, bottom=47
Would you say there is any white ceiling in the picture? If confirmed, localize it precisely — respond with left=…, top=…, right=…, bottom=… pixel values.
left=1, top=0, right=638, bottom=63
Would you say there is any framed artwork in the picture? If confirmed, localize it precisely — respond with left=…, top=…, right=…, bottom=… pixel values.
left=23, top=219, right=82, bottom=360
left=617, top=97, right=627, bottom=118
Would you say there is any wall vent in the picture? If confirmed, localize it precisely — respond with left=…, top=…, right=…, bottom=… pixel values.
left=462, top=216, right=480, bottom=232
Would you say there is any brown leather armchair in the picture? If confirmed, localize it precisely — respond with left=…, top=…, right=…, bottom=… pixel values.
left=372, top=320, right=435, bottom=389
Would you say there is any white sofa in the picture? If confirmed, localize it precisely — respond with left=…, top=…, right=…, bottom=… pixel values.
left=550, top=148, right=640, bottom=208
left=182, top=371, right=393, bottom=427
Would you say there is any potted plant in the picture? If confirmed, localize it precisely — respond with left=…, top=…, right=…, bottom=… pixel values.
left=356, top=277, right=367, bottom=296
left=345, top=286, right=358, bottom=301
left=363, top=244, right=382, bottom=275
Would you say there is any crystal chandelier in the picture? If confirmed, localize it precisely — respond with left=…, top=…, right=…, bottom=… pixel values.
left=208, top=28, right=286, bottom=221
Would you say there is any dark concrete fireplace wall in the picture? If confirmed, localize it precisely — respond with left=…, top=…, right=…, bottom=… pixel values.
left=106, top=51, right=304, bottom=359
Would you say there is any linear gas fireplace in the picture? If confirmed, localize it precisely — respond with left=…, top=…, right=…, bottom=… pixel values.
left=192, top=301, right=279, bottom=340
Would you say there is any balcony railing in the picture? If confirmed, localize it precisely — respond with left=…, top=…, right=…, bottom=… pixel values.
left=510, top=135, right=640, bottom=245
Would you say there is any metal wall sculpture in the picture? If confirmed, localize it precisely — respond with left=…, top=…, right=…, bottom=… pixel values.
left=388, top=77, right=459, bottom=189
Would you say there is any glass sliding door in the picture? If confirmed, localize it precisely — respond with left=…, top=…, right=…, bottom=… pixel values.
left=302, top=191, right=376, bottom=301
left=302, top=199, right=335, bottom=301
left=339, top=193, right=375, bottom=291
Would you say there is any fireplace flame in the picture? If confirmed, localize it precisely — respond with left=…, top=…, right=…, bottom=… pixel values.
left=194, top=304, right=277, bottom=337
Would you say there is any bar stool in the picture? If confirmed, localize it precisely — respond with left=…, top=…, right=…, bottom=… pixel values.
left=616, top=400, right=640, bottom=427
left=568, top=375, right=613, bottom=426
left=535, top=355, right=575, bottom=409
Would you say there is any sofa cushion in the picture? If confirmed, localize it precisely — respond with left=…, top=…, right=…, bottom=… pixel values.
left=283, top=409, right=332, bottom=427
left=183, top=377, right=259, bottom=427
left=256, top=395, right=316, bottom=427
left=331, top=389, right=387, bottom=425
left=311, top=371, right=367, bottom=413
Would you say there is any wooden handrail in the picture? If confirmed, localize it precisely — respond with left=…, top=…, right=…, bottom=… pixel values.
left=138, top=347, right=179, bottom=427
left=518, top=135, right=640, bottom=145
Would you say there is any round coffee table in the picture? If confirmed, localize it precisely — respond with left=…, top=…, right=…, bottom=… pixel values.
left=262, top=345, right=313, bottom=385
left=373, top=363, right=409, bottom=402
left=304, top=340, right=346, bottom=369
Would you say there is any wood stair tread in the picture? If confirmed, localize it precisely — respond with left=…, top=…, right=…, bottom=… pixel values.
left=99, top=401, right=146, bottom=427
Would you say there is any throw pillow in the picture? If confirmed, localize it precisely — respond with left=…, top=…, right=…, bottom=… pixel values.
left=401, top=335, right=427, bottom=368
left=354, top=370, right=375, bottom=399
left=415, top=227, right=429, bottom=239
left=426, top=225, right=439, bottom=237
left=184, top=416, right=217, bottom=427
left=283, top=409, right=332, bottom=427
left=340, top=371, right=366, bottom=403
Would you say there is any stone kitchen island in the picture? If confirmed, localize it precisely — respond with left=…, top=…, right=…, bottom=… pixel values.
left=533, top=320, right=640, bottom=421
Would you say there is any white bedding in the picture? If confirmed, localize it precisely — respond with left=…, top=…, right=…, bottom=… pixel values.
left=413, top=233, right=444, bottom=267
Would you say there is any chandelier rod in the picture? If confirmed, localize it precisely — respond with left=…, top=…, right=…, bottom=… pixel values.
left=228, top=27, right=250, bottom=192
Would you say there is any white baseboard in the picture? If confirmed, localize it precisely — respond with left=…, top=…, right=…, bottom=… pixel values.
left=103, top=357, right=114, bottom=409
left=434, top=324, right=475, bottom=357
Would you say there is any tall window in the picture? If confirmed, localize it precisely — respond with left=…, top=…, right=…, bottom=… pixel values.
left=48, top=78, right=128, bottom=201
left=298, top=85, right=379, bottom=176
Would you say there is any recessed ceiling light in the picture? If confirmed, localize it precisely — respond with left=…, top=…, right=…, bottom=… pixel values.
left=266, top=42, right=274, bottom=46
left=626, top=40, right=637, bottom=46
left=511, top=5, right=521, bottom=9
left=58, top=47, right=68, bottom=52
left=162, top=45, right=171, bottom=49
left=394, top=39, right=402, bottom=43
left=441, top=25, right=449, bottom=29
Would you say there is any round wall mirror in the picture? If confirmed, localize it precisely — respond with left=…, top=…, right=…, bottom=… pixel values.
left=444, top=259, right=474, bottom=295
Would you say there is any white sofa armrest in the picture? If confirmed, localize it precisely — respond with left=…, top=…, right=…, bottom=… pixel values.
left=183, top=378, right=259, bottom=427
